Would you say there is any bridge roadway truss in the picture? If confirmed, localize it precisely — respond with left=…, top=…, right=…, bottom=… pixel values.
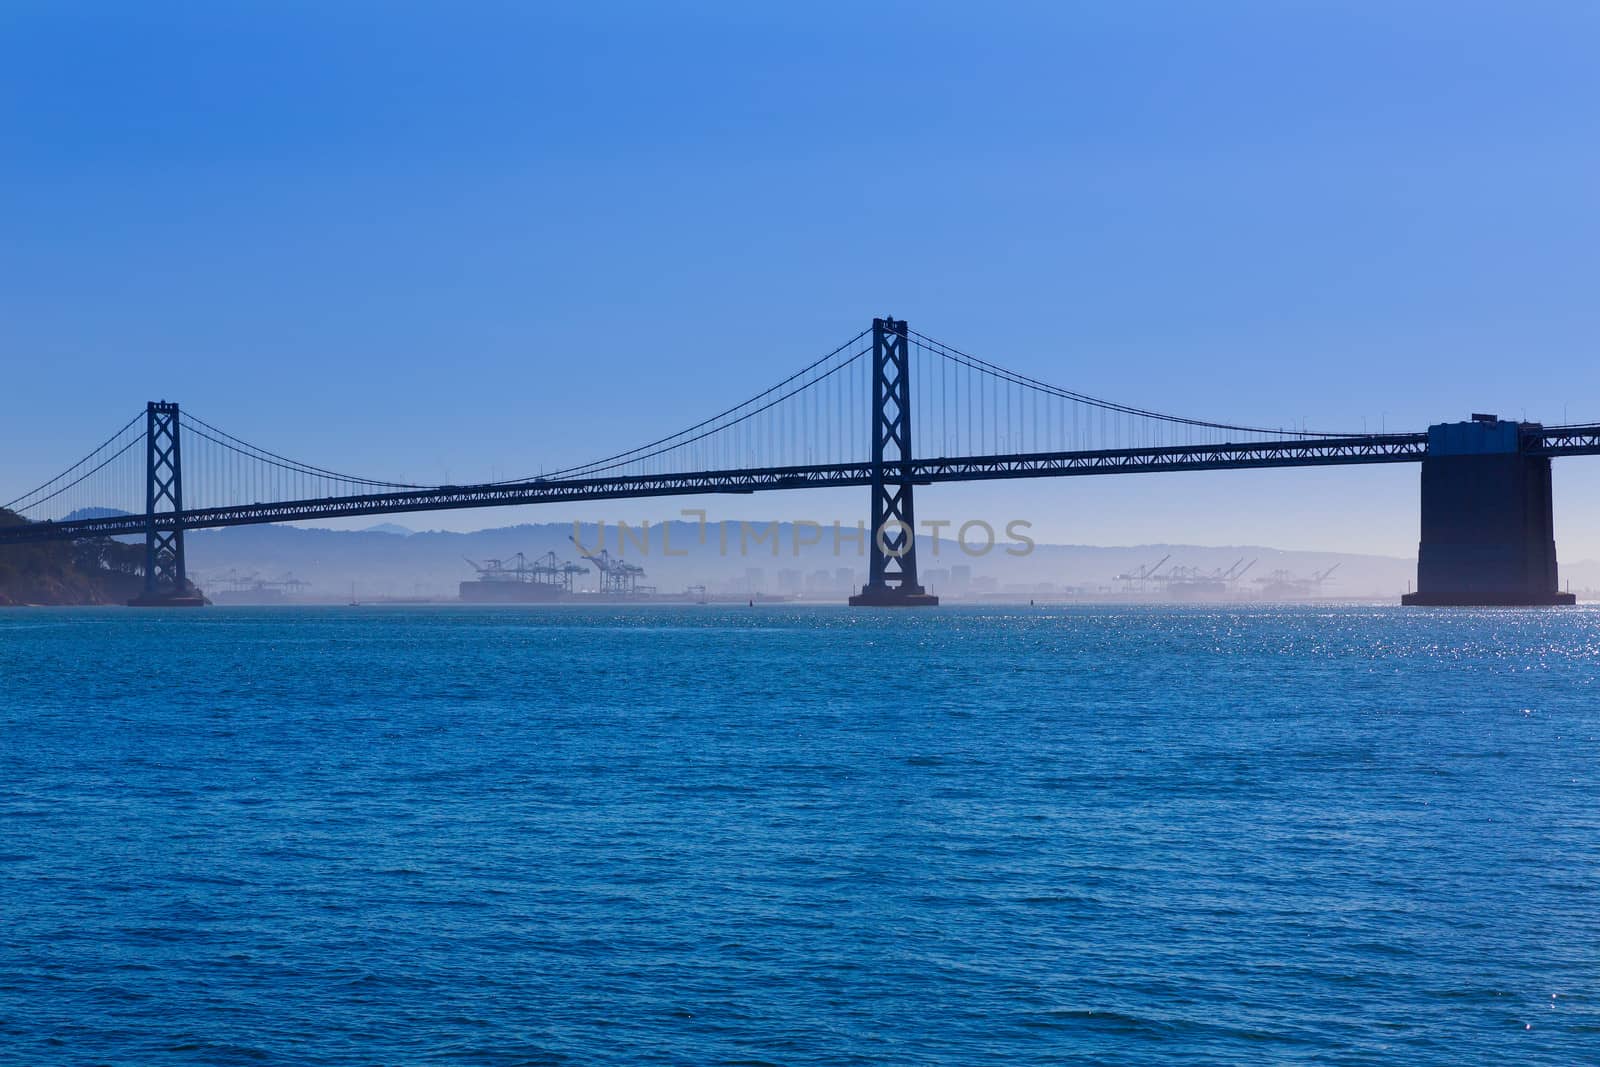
left=0, top=432, right=1437, bottom=546
left=1529, top=425, right=1600, bottom=458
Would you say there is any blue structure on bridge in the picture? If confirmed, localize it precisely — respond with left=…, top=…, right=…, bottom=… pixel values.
left=3, top=319, right=1597, bottom=607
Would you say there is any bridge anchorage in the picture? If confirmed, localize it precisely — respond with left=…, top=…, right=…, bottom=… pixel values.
left=1402, top=415, right=1576, bottom=606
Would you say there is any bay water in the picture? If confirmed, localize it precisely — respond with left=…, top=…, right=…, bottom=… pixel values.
left=2, top=605, right=1597, bottom=1064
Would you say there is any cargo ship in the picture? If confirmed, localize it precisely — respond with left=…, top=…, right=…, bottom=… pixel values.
left=459, top=552, right=587, bottom=603
left=459, top=550, right=786, bottom=605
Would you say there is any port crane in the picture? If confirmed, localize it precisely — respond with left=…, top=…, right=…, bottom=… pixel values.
left=206, top=569, right=311, bottom=594
left=1114, top=554, right=1170, bottom=591
left=531, top=550, right=589, bottom=592
left=1253, top=562, right=1339, bottom=599
left=467, top=551, right=590, bottom=592
left=569, top=536, right=649, bottom=595
left=465, top=553, right=532, bottom=580
left=1217, top=558, right=1257, bottom=583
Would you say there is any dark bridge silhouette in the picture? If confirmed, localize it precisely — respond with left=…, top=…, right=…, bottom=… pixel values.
left=4, top=319, right=1595, bottom=606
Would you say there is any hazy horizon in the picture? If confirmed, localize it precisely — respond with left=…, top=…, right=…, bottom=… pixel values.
left=176, top=515, right=1458, bottom=603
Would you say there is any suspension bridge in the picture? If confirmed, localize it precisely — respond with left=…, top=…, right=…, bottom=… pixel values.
left=3, top=318, right=1596, bottom=606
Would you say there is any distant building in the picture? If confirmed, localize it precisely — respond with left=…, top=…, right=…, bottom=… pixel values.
left=778, top=568, right=802, bottom=594
left=949, top=564, right=973, bottom=594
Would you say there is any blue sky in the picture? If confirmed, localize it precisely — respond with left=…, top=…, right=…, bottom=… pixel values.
left=3, top=1, right=1599, bottom=557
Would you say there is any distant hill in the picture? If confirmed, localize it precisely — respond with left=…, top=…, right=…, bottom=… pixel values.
left=64, top=507, right=134, bottom=522
left=0, top=509, right=144, bottom=605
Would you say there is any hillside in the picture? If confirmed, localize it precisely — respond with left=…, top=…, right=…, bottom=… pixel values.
left=0, top=510, right=145, bottom=606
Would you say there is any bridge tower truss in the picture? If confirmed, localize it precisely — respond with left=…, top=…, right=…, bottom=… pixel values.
left=849, top=317, right=938, bottom=607
left=129, top=401, right=204, bottom=606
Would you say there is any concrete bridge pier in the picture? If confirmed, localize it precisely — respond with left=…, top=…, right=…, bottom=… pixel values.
left=1402, top=416, right=1575, bottom=606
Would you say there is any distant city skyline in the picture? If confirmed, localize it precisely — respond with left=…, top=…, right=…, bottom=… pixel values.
left=4, top=2, right=1598, bottom=556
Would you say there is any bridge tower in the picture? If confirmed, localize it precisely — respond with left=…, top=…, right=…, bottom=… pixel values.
left=1402, top=416, right=1575, bottom=606
left=849, top=317, right=938, bottom=607
left=128, top=401, right=206, bottom=607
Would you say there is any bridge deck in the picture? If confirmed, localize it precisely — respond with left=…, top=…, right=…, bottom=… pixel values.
left=1, top=433, right=1438, bottom=544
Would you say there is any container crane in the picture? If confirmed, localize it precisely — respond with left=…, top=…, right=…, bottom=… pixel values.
left=530, top=550, right=588, bottom=592
left=465, top=554, right=533, bottom=582
left=569, top=536, right=647, bottom=595
left=468, top=551, right=589, bottom=591
left=1114, top=554, right=1171, bottom=591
